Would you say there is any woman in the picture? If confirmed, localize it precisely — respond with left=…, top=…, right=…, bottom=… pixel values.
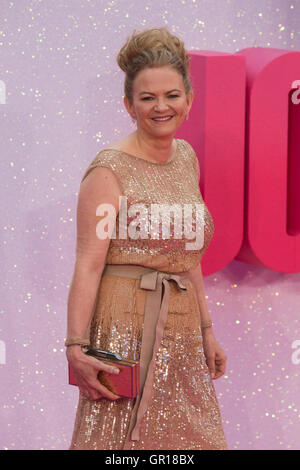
left=66, top=27, right=228, bottom=450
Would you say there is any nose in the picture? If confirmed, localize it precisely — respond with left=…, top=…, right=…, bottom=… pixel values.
left=154, top=99, right=169, bottom=112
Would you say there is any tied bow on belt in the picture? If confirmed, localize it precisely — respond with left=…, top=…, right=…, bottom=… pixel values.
left=102, top=264, right=190, bottom=447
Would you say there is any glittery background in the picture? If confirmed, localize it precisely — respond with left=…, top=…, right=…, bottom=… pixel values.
left=0, top=0, right=300, bottom=450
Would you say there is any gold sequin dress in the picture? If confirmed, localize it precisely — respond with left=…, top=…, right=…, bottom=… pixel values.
left=69, top=138, right=228, bottom=450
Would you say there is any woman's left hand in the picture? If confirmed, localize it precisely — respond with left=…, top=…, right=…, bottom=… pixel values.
left=202, top=329, right=227, bottom=380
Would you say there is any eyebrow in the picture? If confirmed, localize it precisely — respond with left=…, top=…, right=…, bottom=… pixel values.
left=139, top=89, right=182, bottom=96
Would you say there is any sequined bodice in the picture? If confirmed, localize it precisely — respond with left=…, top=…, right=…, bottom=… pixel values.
left=81, top=139, right=214, bottom=272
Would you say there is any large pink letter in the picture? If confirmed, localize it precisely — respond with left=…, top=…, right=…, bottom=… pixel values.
left=176, top=51, right=246, bottom=275
left=235, top=48, right=300, bottom=273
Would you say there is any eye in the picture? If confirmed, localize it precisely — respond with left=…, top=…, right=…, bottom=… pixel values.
left=168, top=94, right=179, bottom=98
left=141, top=96, right=153, bottom=101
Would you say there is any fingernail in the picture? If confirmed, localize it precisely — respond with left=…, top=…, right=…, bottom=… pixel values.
left=112, top=368, right=119, bottom=374
left=211, top=372, right=215, bottom=379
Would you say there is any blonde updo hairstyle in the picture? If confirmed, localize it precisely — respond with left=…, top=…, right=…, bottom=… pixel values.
left=117, top=27, right=193, bottom=104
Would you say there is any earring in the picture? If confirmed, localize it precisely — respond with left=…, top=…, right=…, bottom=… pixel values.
left=185, top=113, right=189, bottom=121
left=132, top=117, right=136, bottom=124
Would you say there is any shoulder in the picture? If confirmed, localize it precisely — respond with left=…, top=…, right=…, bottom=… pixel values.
left=176, top=138, right=198, bottom=165
left=80, top=149, right=124, bottom=190
left=93, top=151, right=120, bottom=170
left=177, top=138, right=196, bottom=155
left=177, top=139, right=200, bottom=181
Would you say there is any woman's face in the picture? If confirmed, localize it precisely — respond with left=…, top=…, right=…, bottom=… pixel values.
left=124, top=65, right=194, bottom=138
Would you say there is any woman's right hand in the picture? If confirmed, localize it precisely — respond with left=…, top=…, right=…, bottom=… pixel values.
left=66, top=345, right=121, bottom=401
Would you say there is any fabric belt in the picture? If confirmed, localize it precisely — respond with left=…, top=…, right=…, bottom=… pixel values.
left=102, top=263, right=191, bottom=446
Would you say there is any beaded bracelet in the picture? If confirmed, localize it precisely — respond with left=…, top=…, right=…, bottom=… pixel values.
left=201, top=320, right=213, bottom=329
left=65, top=337, right=90, bottom=347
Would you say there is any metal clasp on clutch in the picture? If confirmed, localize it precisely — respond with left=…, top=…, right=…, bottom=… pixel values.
left=86, top=348, right=122, bottom=361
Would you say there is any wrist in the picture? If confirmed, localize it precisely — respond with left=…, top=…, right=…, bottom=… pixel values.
left=65, top=336, right=90, bottom=347
left=202, top=326, right=214, bottom=336
left=66, top=344, right=86, bottom=360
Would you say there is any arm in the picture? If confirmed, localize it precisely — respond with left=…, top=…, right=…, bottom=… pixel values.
left=186, top=262, right=213, bottom=328
left=66, top=165, right=123, bottom=400
left=187, top=262, right=227, bottom=380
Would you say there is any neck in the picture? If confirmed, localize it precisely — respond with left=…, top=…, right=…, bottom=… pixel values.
left=132, top=130, right=176, bottom=163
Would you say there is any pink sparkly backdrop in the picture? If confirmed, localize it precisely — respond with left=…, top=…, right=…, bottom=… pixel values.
left=0, top=0, right=300, bottom=450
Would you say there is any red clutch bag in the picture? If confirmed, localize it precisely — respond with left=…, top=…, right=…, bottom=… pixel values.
left=68, top=348, right=140, bottom=399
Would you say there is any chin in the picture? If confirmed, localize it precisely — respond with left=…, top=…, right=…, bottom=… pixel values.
left=149, top=124, right=179, bottom=133
left=151, top=130, right=176, bottom=138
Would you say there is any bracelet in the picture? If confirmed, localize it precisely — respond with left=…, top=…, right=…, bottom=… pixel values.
left=201, top=320, right=213, bottom=329
left=65, top=337, right=90, bottom=347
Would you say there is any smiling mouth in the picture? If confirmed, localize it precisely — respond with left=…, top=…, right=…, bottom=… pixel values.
left=151, top=116, right=174, bottom=122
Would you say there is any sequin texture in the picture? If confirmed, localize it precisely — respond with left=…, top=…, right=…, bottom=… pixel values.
left=69, top=139, right=227, bottom=450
